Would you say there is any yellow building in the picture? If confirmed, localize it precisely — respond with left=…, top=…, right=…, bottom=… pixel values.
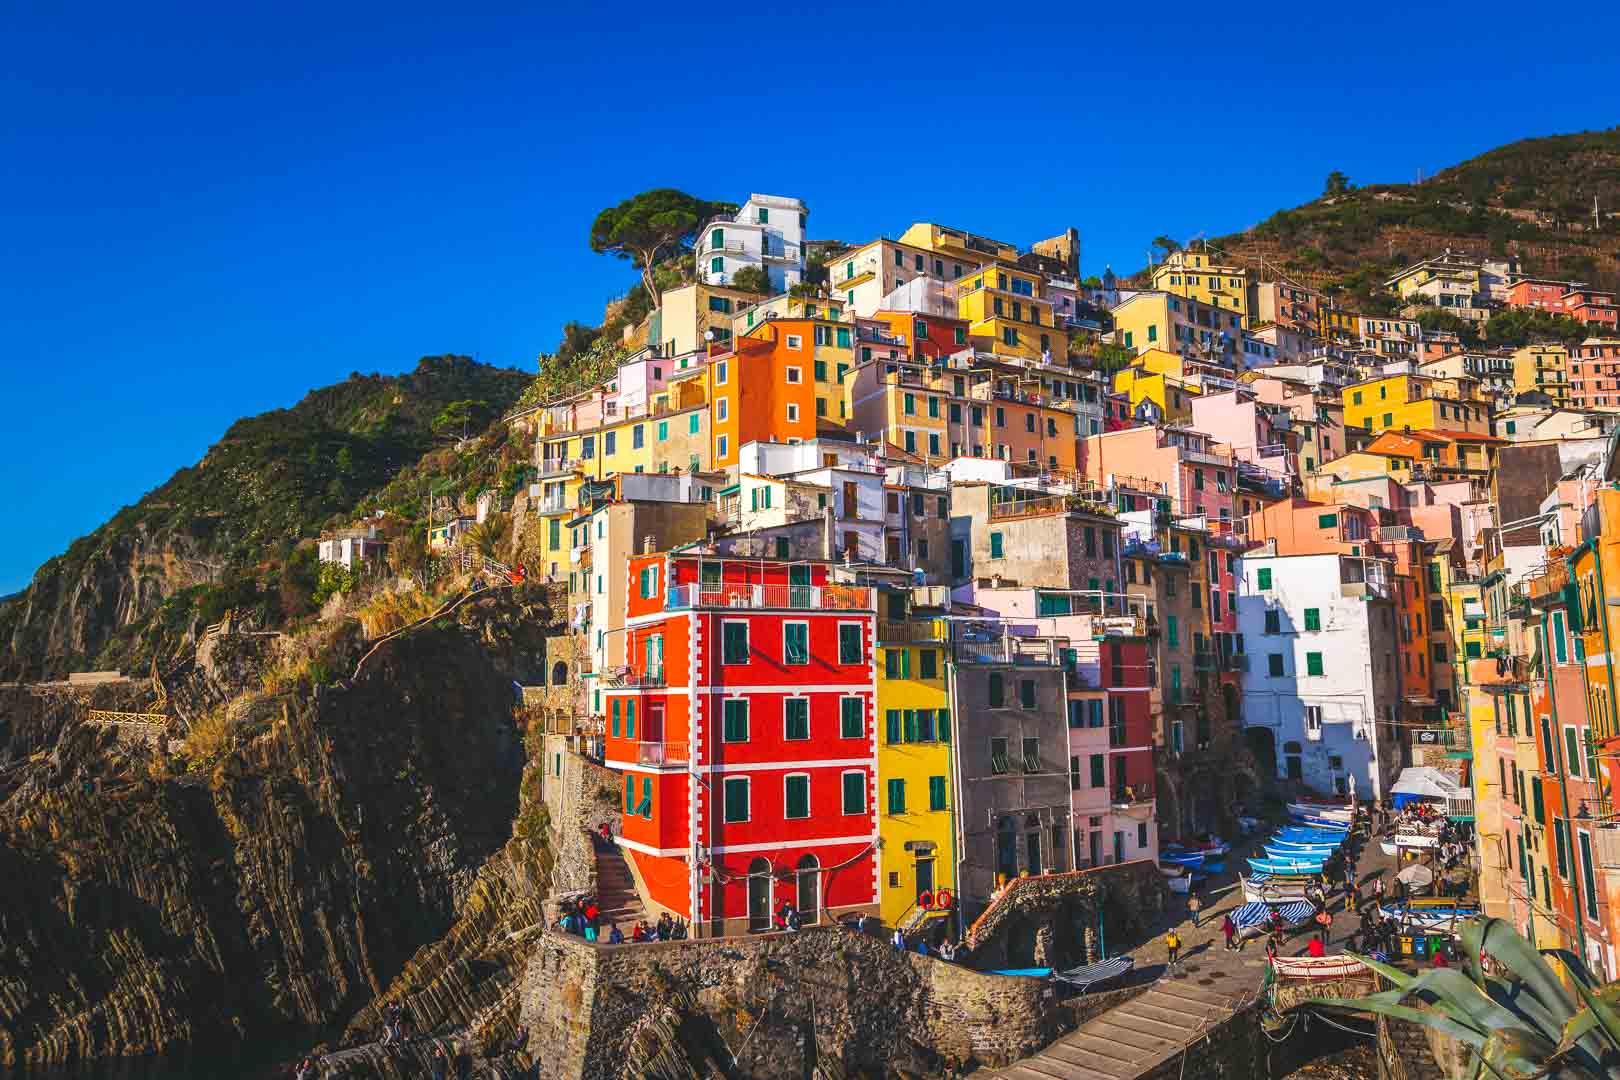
left=1150, top=249, right=1253, bottom=327
left=1341, top=374, right=1493, bottom=437
left=1111, top=291, right=1244, bottom=365
left=875, top=615, right=957, bottom=928
left=898, top=221, right=1020, bottom=264
left=1111, top=367, right=1199, bottom=422
left=1467, top=676, right=1510, bottom=919
left=953, top=262, right=1058, bottom=361
left=1512, top=343, right=1571, bottom=406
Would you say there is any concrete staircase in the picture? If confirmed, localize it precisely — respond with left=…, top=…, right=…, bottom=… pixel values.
left=991, top=974, right=1255, bottom=1080
left=595, top=842, right=648, bottom=931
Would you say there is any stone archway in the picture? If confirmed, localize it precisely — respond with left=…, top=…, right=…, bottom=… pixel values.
left=1245, top=727, right=1278, bottom=784
left=1006, top=917, right=1038, bottom=968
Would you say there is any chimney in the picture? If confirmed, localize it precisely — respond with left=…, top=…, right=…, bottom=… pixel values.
left=643, top=535, right=656, bottom=554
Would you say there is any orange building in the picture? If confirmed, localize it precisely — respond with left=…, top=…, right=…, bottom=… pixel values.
left=706, top=321, right=823, bottom=468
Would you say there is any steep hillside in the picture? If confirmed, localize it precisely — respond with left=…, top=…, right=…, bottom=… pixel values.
left=0, top=355, right=534, bottom=681
left=1199, top=127, right=1620, bottom=311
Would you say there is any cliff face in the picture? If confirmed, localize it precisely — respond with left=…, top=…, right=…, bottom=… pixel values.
left=0, top=611, right=542, bottom=1072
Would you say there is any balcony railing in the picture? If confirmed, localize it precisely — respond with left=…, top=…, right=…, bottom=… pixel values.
left=878, top=619, right=946, bottom=644
left=954, top=635, right=1060, bottom=667
left=1112, top=784, right=1155, bottom=808
left=857, top=326, right=907, bottom=346
left=603, top=669, right=666, bottom=689
left=636, top=741, right=689, bottom=767
left=666, top=583, right=872, bottom=611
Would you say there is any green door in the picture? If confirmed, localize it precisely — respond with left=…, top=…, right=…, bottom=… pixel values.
left=789, top=564, right=812, bottom=608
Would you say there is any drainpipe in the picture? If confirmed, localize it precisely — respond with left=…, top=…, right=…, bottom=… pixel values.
left=1590, top=541, right=1620, bottom=747
left=1541, top=617, right=1588, bottom=958
left=946, top=656, right=967, bottom=938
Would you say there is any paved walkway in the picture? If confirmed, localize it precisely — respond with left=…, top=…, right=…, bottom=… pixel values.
left=988, top=822, right=1401, bottom=1080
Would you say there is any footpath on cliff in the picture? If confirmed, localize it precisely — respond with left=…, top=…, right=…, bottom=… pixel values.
left=990, top=823, right=1400, bottom=1080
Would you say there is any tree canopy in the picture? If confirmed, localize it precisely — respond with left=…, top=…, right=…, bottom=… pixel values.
left=1323, top=170, right=1353, bottom=196
left=729, top=265, right=774, bottom=295
left=589, top=189, right=735, bottom=309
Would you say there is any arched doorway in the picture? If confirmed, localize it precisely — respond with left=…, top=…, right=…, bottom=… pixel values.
left=1007, top=917, right=1038, bottom=968
left=996, top=817, right=1018, bottom=882
left=1282, top=741, right=1304, bottom=782
left=796, top=855, right=820, bottom=925
left=747, top=858, right=772, bottom=932
left=551, top=660, right=568, bottom=685
left=1245, top=727, right=1278, bottom=782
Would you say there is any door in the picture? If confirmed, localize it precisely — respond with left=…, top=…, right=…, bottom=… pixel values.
left=1026, top=830, right=1043, bottom=876
left=1286, top=755, right=1303, bottom=781
left=747, top=858, right=772, bottom=932
left=1089, top=830, right=1102, bottom=868
left=1113, top=830, right=1125, bottom=863
left=842, top=481, right=858, bottom=518
left=789, top=564, right=812, bottom=608
left=951, top=539, right=967, bottom=580
left=644, top=700, right=664, bottom=747
left=996, top=819, right=1018, bottom=881
left=796, top=856, right=820, bottom=925
left=645, top=634, right=663, bottom=682
left=915, top=858, right=935, bottom=904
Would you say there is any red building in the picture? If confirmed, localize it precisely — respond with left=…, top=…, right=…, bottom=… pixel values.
left=1504, top=277, right=1576, bottom=315
left=601, top=552, right=878, bottom=936
left=1566, top=288, right=1618, bottom=334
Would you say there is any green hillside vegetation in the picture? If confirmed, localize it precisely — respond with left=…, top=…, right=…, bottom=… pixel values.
left=0, top=355, right=533, bottom=677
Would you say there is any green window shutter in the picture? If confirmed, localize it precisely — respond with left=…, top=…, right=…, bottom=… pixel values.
left=990, top=532, right=1004, bottom=558
left=842, top=772, right=865, bottom=814
left=1020, top=679, right=1036, bottom=709
left=841, top=698, right=863, bottom=738
left=840, top=624, right=861, bottom=664
left=689, top=413, right=700, bottom=434
left=1553, top=611, right=1568, bottom=663
left=1304, top=608, right=1321, bottom=632
left=1581, top=832, right=1599, bottom=917
left=1532, top=777, right=1545, bottom=824
left=1555, top=821, right=1569, bottom=876
left=903, top=709, right=918, bottom=743
left=929, top=776, right=947, bottom=811
left=625, top=700, right=636, bottom=739
left=785, top=775, right=809, bottom=819
left=785, top=698, right=809, bottom=739
left=887, top=778, right=906, bottom=814
left=723, top=699, right=749, bottom=742
left=723, top=778, right=749, bottom=822
left=1268, top=654, right=1285, bottom=677
left=1317, top=513, right=1338, bottom=528
left=988, top=673, right=1003, bottom=707
left=1257, top=567, right=1272, bottom=590
left=625, top=775, right=635, bottom=813
left=1167, top=615, right=1179, bottom=647
left=658, top=421, right=668, bottom=440
left=549, top=518, right=561, bottom=548
left=723, top=623, right=749, bottom=663
left=611, top=699, right=621, bottom=737
left=836, top=327, right=850, bottom=348
left=886, top=709, right=901, bottom=744
left=640, top=777, right=652, bottom=819
left=1090, top=754, right=1105, bottom=787
left=1565, top=726, right=1582, bottom=778
left=1306, top=652, right=1324, bottom=677
left=884, top=650, right=899, bottom=679
left=899, top=649, right=911, bottom=677
left=1264, top=610, right=1280, bottom=635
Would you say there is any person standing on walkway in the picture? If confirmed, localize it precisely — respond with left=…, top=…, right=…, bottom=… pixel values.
left=1164, top=929, right=1182, bottom=972
left=1187, top=892, right=1203, bottom=928
left=1221, top=913, right=1236, bottom=951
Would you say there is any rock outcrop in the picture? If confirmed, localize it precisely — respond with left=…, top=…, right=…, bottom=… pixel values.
left=0, top=595, right=549, bottom=1073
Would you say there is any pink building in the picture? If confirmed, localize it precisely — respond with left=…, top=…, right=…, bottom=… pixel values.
left=1505, top=277, right=1577, bottom=315
left=1188, top=389, right=1300, bottom=482
left=1566, top=289, right=1618, bottom=334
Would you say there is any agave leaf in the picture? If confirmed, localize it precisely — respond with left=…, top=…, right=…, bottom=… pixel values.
left=1564, top=974, right=1620, bottom=1060
left=1401, top=968, right=1530, bottom=1034
left=1478, top=1026, right=1570, bottom=1080
left=1540, top=947, right=1601, bottom=990
left=1466, top=919, right=1578, bottom=1027
left=1484, top=971, right=1571, bottom=1046
left=1344, top=949, right=1418, bottom=990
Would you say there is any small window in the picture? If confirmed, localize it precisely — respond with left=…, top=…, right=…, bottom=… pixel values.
left=842, top=772, right=866, bottom=814
left=887, top=778, right=906, bottom=814
left=1317, top=513, right=1338, bottom=529
left=1019, top=679, right=1036, bottom=709
left=785, top=775, right=810, bottom=819
left=722, top=622, right=750, bottom=664
left=1268, top=653, right=1285, bottom=677
left=840, top=697, right=863, bottom=739
left=722, top=699, right=749, bottom=742
left=839, top=624, right=862, bottom=664
left=988, top=672, right=1004, bottom=707
left=1306, top=652, right=1325, bottom=676
left=1257, top=567, right=1273, bottom=590
left=990, top=532, right=1004, bottom=558
left=1303, top=608, right=1321, bottom=632
left=785, top=697, right=810, bottom=740
left=722, top=777, right=749, bottom=822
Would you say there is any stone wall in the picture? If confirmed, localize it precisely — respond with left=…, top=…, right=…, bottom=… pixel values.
left=520, top=924, right=1066, bottom=1079
left=1136, top=1003, right=1262, bottom=1080
left=965, top=859, right=1168, bottom=970
left=1376, top=1012, right=1455, bottom=1080
left=542, top=740, right=622, bottom=897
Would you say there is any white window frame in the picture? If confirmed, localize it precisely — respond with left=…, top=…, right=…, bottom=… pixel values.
left=840, top=768, right=867, bottom=815
left=717, top=434, right=729, bottom=458
left=1564, top=724, right=1582, bottom=778
left=783, top=772, right=811, bottom=820
left=722, top=775, right=751, bottom=823
left=786, top=334, right=803, bottom=350
left=1304, top=704, right=1323, bottom=738
left=783, top=694, right=811, bottom=740
left=837, top=620, right=864, bottom=666
left=717, top=397, right=729, bottom=421
left=838, top=694, right=865, bottom=739
left=716, top=360, right=728, bottom=385
left=785, top=365, right=803, bottom=384
left=786, top=402, right=800, bottom=423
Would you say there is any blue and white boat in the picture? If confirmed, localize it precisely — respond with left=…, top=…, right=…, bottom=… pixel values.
left=1160, top=848, right=1206, bottom=868
left=1265, top=843, right=1338, bottom=859
left=1249, top=856, right=1327, bottom=875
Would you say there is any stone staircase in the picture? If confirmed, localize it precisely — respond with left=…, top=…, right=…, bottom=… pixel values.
left=596, top=842, right=648, bottom=931
left=991, top=976, right=1255, bottom=1080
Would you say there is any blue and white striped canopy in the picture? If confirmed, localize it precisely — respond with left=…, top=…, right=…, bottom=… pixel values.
left=1232, top=900, right=1318, bottom=929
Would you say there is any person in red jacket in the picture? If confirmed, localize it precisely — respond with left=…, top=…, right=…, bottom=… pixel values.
left=1307, top=935, right=1326, bottom=958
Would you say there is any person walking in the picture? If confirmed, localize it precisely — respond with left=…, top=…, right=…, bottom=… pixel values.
left=1221, top=913, right=1237, bottom=952
left=1164, top=929, right=1182, bottom=973
left=1188, top=891, right=1203, bottom=929
left=430, top=1045, right=450, bottom=1080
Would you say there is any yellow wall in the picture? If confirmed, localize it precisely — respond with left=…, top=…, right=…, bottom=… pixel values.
left=955, top=264, right=1056, bottom=360
left=876, top=631, right=956, bottom=926
left=1342, top=376, right=1492, bottom=435
left=1468, top=687, right=1511, bottom=919
left=1150, top=253, right=1252, bottom=325
left=1512, top=344, right=1570, bottom=403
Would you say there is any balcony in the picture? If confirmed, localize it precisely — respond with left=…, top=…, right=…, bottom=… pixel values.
left=1224, top=653, right=1250, bottom=673
left=537, top=457, right=584, bottom=477
left=636, top=740, right=689, bottom=767
left=665, top=583, right=872, bottom=611
left=1112, top=784, right=1155, bottom=809
left=879, top=619, right=946, bottom=644
left=535, top=493, right=571, bottom=514
left=954, top=635, right=1061, bottom=667
left=603, top=668, right=666, bottom=689
left=857, top=326, right=907, bottom=346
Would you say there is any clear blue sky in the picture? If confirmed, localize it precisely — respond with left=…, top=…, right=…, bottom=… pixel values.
left=6, top=2, right=1620, bottom=595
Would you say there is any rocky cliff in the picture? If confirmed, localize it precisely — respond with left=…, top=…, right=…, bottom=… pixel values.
left=0, top=587, right=556, bottom=1075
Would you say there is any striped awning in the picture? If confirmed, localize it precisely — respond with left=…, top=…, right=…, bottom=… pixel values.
left=1233, top=900, right=1318, bottom=929
left=1053, top=955, right=1134, bottom=991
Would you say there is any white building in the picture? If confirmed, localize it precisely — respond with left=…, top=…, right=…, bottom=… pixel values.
left=318, top=526, right=387, bottom=568
left=695, top=194, right=807, bottom=292
left=1235, top=551, right=1403, bottom=800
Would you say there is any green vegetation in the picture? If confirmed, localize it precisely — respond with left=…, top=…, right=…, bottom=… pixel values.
left=589, top=188, right=736, bottom=308
left=0, top=355, right=530, bottom=678
left=1413, top=306, right=1590, bottom=350
left=729, top=265, right=774, bottom=295
left=1312, top=918, right=1620, bottom=1078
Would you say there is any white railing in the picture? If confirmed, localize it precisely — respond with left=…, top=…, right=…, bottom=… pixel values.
left=665, top=583, right=872, bottom=611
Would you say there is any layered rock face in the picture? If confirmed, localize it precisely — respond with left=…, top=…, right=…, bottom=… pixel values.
left=0, top=619, right=536, bottom=1073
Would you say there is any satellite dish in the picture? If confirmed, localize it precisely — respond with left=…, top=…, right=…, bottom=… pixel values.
left=704, top=329, right=716, bottom=342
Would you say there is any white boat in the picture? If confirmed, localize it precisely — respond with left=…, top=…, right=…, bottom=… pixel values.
left=1242, top=875, right=1309, bottom=904
left=1288, top=801, right=1354, bottom=822
left=1393, top=831, right=1440, bottom=849
left=1380, top=902, right=1480, bottom=931
left=1380, top=841, right=1398, bottom=857
left=1167, top=875, right=1192, bottom=895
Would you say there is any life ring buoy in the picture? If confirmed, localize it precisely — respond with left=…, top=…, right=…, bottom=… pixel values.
left=934, top=889, right=954, bottom=909
left=918, top=890, right=934, bottom=910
